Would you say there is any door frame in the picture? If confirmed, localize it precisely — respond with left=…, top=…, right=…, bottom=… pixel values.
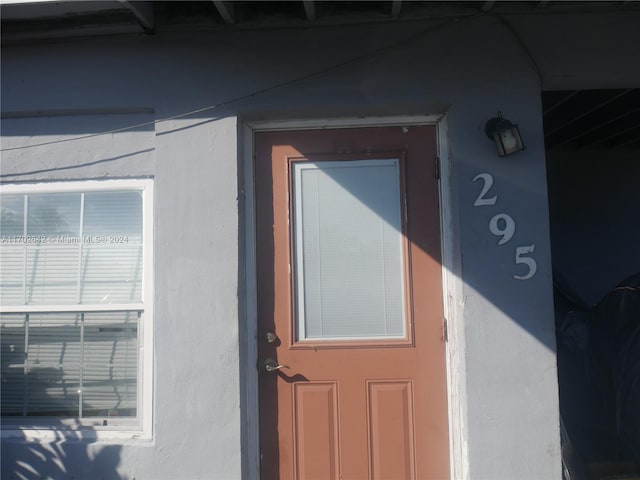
left=241, top=115, right=468, bottom=479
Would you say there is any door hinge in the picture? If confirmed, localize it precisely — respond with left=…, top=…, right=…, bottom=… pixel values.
left=442, top=317, right=448, bottom=342
left=435, top=156, right=441, bottom=180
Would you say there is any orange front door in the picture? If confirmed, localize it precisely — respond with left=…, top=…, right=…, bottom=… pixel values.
left=256, top=126, right=449, bottom=480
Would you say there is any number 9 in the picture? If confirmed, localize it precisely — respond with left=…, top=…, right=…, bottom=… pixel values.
left=489, top=213, right=515, bottom=245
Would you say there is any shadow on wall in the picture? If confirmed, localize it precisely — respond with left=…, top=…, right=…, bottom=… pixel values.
left=0, top=113, right=155, bottom=183
left=1, top=430, right=123, bottom=480
left=1, top=366, right=124, bottom=479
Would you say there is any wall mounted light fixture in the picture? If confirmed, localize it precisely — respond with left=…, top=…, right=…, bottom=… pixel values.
left=485, top=112, right=525, bottom=157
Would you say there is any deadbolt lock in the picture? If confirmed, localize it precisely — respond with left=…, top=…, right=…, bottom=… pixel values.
left=264, top=332, right=278, bottom=344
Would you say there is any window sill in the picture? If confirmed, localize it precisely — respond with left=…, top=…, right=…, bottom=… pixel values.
left=1, top=426, right=152, bottom=442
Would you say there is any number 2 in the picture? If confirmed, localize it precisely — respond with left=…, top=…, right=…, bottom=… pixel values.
left=473, top=173, right=498, bottom=206
left=514, top=245, right=537, bottom=280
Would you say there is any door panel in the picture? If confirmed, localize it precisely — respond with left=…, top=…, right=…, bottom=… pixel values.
left=256, top=126, right=449, bottom=479
left=367, top=380, right=416, bottom=479
left=293, top=382, right=340, bottom=479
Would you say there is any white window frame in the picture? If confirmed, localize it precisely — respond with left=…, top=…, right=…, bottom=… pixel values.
left=0, top=178, right=154, bottom=441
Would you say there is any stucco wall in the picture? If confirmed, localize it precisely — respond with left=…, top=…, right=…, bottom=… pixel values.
left=2, top=11, right=639, bottom=479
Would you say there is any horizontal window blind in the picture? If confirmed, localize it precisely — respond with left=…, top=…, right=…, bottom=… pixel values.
left=293, top=160, right=407, bottom=340
left=0, top=186, right=145, bottom=422
left=0, top=312, right=139, bottom=417
left=0, top=191, right=142, bottom=305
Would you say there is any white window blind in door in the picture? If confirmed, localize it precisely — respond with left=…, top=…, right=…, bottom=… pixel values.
left=292, top=159, right=407, bottom=340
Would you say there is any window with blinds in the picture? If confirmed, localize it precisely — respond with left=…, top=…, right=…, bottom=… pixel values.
left=0, top=180, right=152, bottom=427
left=292, top=159, right=407, bottom=340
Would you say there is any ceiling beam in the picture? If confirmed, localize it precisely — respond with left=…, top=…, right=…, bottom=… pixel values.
left=303, top=0, right=316, bottom=21
left=118, top=1, right=153, bottom=33
left=579, top=121, right=640, bottom=148
left=391, top=0, right=402, bottom=17
left=213, top=1, right=235, bottom=25
left=543, top=90, right=580, bottom=116
left=545, top=89, right=632, bottom=137
left=615, top=126, right=640, bottom=147
left=555, top=106, right=640, bottom=148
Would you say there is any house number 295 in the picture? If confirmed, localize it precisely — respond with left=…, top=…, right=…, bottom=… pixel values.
left=473, top=173, right=537, bottom=280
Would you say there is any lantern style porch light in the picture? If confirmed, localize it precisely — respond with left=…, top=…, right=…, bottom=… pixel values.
left=485, top=112, right=525, bottom=157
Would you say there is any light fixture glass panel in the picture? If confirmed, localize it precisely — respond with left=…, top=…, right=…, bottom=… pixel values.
left=499, top=129, right=518, bottom=152
left=293, top=159, right=406, bottom=340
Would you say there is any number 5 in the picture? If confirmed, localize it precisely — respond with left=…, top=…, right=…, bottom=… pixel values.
left=514, top=245, right=537, bottom=280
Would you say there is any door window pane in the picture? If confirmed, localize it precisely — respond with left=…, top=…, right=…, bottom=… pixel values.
left=292, top=159, right=406, bottom=340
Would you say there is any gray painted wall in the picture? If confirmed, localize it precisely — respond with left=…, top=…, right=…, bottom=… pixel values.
left=2, top=11, right=639, bottom=480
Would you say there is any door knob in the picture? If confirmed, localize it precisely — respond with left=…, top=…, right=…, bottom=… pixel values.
left=263, top=358, right=290, bottom=374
